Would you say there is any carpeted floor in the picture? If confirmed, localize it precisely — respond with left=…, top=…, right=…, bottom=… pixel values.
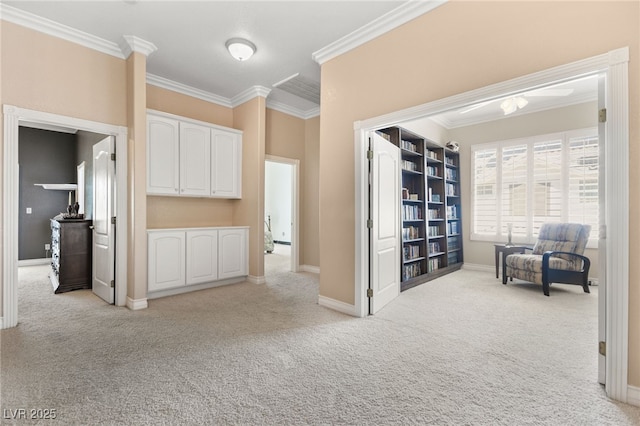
left=2, top=258, right=639, bottom=425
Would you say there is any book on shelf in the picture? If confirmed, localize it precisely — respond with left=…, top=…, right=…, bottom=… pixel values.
left=401, top=139, right=418, bottom=153
left=426, top=150, right=440, bottom=161
left=403, top=205, right=423, bottom=221
left=403, top=263, right=422, bottom=280
left=447, top=221, right=459, bottom=235
left=446, top=205, right=458, bottom=220
left=428, top=257, right=441, bottom=272
left=445, top=183, right=457, bottom=196
left=445, top=168, right=458, bottom=181
left=402, top=226, right=421, bottom=240
left=402, top=159, right=418, bottom=172
left=426, top=165, right=439, bottom=177
left=403, top=245, right=421, bottom=261
left=428, top=241, right=441, bottom=253
left=428, top=225, right=441, bottom=237
left=428, top=208, right=441, bottom=219
left=445, top=156, right=456, bottom=166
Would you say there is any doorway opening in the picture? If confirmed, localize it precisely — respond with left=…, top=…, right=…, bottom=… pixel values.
left=354, top=48, right=629, bottom=402
left=3, top=106, right=128, bottom=329
left=264, top=156, right=299, bottom=276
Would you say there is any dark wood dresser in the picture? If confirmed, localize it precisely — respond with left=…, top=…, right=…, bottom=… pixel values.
left=50, top=218, right=92, bottom=294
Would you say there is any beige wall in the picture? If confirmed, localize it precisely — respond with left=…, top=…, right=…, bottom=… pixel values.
left=233, top=97, right=267, bottom=279
left=1, top=21, right=128, bottom=315
left=304, top=116, right=321, bottom=267
left=145, top=85, right=236, bottom=229
left=448, top=101, right=600, bottom=276
left=319, top=1, right=639, bottom=385
left=265, top=108, right=321, bottom=268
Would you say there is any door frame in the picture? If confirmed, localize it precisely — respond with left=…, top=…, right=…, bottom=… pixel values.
left=354, top=48, right=629, bottom=402
left=3, top=105, right=129, bottom=328
left=265, top=155, right=300, bottom=272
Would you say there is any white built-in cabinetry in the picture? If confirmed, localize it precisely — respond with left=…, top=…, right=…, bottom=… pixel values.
left=147, top=110, right=242, bottom=198
left=147, top=227, right=248, bottom=298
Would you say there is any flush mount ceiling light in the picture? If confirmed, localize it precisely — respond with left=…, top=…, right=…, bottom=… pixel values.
left=225, top=38, right=256, bottom=61
left=500, top=96, right=528, bottom=115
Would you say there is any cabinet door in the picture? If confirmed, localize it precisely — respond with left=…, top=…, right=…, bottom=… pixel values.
left=180, top=122, right=211, bottom=196
left=211, top=129, right=242, bottom=199
left=147, top=115, right=180, bottom=195
left=218, top=229, right=248, bottom=279
left=186, top=230, right=218, bottom=285
left=148, top=231, right=186, bottom=292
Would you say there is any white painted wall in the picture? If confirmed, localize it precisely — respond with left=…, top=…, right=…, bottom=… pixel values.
left=265, top=161, right=292, bottom=243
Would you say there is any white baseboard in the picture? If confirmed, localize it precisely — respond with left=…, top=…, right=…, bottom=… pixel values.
left=628, top=385, right=640, bottom=407
left=18, top=258, right=50, bottom=266
left=126, top=297, right=148, bottom=310
left=301, top=265, right=320, bottom=274
left=318, top=295, right=357, bottom=316
left=248, top=275, right=265, bottom=284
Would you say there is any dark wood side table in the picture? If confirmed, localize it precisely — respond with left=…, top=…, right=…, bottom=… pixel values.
left=494, top=244, right=530, bottom=279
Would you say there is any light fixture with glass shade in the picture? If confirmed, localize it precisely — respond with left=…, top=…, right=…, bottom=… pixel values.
left=500, top=96, right=528, bottom=115
left=225, top=38, right=256, bottom=61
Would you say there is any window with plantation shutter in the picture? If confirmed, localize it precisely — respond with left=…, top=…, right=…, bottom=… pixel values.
left=471, top=128, right=599, bottom=247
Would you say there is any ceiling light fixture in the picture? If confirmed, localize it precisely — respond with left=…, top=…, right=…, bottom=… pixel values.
left=225, top=38, right=256, bottom=61
left=500, top=96, right=528, bottom=115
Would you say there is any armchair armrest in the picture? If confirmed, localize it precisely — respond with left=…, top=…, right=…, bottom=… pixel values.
left=542, top=251, right=590, bottom=272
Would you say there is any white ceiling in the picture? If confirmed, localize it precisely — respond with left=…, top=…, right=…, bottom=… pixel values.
left=428, top=74, right=599, bottom=129
left=2, top=0, right=410, bottom=116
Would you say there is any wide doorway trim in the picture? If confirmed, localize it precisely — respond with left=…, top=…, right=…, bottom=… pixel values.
left=2, top=105, right=129, bottom=328
left=353, top=47, right=629, bottom=403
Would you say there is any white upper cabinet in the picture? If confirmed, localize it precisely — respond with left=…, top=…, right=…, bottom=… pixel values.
left=180, top=122, right=211, bottom=196
left=211, top=129, right=242, bottom=199
left=147, top=110, right=242, bottom=199
left=147, top=115, right=180, bottom=195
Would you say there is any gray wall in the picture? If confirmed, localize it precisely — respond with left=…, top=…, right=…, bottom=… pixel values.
left=19, top=127, right=77, bottom=260
left=18, top=128, right=108, bottom=260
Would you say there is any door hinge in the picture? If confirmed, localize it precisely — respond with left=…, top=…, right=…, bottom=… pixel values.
left=110, top=280, right=115, bottom=288
left=367, top=288, right=373, bottom=298
left=111, top=216, right=116, bottom=225
left=367, top=150, right=373, bottom=160
left=598, top=108, right=607, bottom=123
left=599, top=341, right=606, bottom=356
left=367, top=219, right=373, bottom=228
left=111, top=153, right=116, bottom=161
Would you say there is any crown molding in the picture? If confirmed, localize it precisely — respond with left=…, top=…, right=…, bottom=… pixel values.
left=120, top=35, right=157, bottom=58
left=0, top=3, right=125, bottom=59
left=231, top=86, right=272, bottom=108
left=146, top=73, right=233, bottom=108
left=312, top=0, right=447, bottom=65
left=266, top=100, right=320, bottom=120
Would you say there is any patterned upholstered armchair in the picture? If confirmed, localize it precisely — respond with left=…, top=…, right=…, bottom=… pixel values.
left=503, top=223, right=591, bottom=296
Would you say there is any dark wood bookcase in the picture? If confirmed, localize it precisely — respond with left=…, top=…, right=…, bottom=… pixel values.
left=378, top=126, right=463, bottom=291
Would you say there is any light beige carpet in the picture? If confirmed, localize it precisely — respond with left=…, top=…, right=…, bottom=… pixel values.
left=2, top=262, right=639, bottom=425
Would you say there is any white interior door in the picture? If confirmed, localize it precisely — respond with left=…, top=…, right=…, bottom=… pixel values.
left=370, top=132, right=401, bottom=314
left=93, top=136, right=115, bottom=304
left=597, top=73, right=606, bottom=385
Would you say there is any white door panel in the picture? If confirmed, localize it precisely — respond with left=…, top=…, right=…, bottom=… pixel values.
left=186, top=230, right=218, bottom=284
left=92, top=136, right=115, bottom=304
left=370, top=132, right=401, bottom=314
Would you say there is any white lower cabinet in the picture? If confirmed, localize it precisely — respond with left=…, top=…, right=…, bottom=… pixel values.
left=147, top=231, right=186, bottom=291
left=148, top=227, right=248, bottom=296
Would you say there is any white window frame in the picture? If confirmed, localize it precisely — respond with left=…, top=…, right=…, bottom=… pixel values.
left=470, top=127, right=599, bottom=248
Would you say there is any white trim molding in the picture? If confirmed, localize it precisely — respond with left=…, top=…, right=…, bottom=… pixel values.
left=318, top=296, right=357, bottom=317
left=353, top=47, right=629, bottom=402
left=0, top=3, right=125, bottom=58
left=266, top=100, right=320, bottom=120
left=312, top=0, right=447, bottom=65
left=18, top=258, right=50, bottom=267
left=120, top=35, right=157, bottom=58
left=126, top=297, right=148, bottom=311
left=3, top=105, right=129, bottom=329
left=248, top=275, right=266, bottom=285
left=231, top=86, right=272, bottom=108
left=302, top=265, right=320, bottom=274
left=146, top=73, right=233, bottom=108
